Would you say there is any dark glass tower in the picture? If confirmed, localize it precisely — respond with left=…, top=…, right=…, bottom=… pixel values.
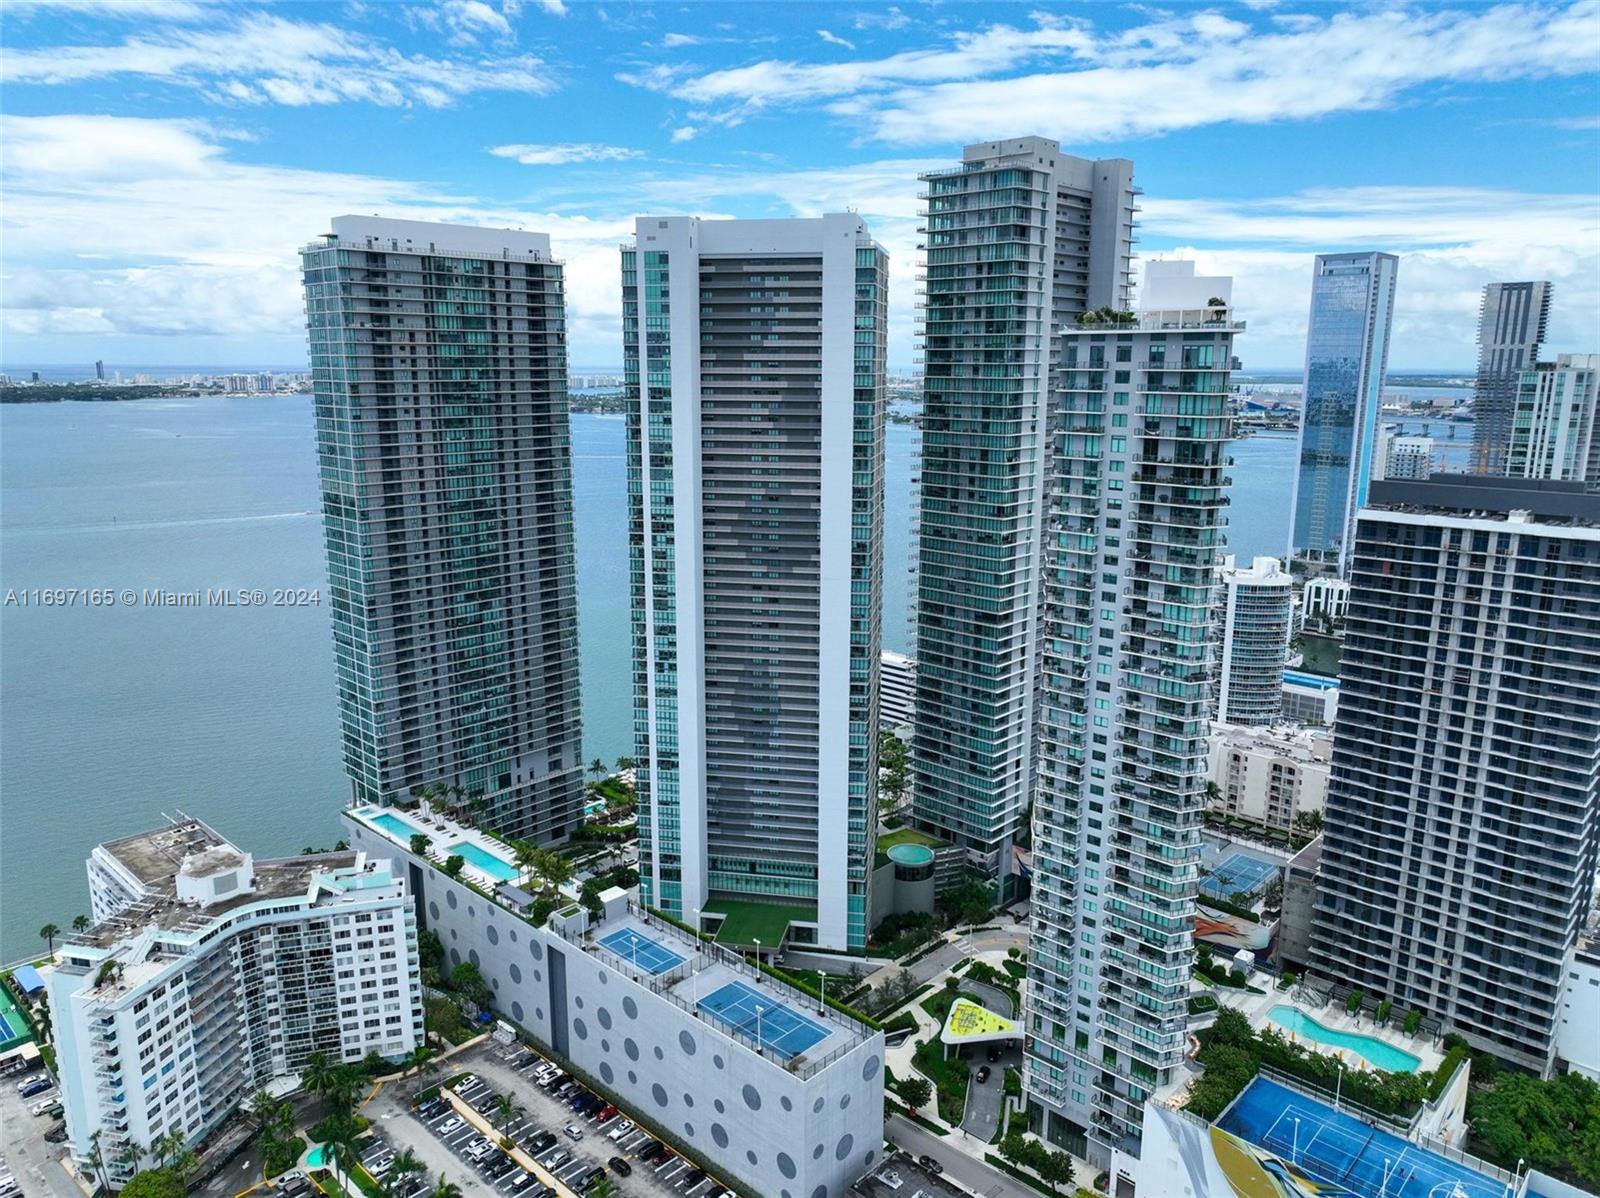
left=301, top=216, right=583, bottom=843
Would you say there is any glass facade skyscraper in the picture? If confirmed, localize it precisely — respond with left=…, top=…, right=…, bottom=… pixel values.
left=1288, top=252, right=1399, bottom=573
left=301, top=216, right=584, bottom=843
left=623, top=215, right=887, bottom=952
left=1471, top=280, right=1551, bottom=474
left=1026, top=271, right=1242, bottom=1163
left=914, top=138, right=1137, bottom=888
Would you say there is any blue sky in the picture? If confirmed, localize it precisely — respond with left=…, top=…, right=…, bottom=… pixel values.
left=2, top=0, right=1597, bottom=370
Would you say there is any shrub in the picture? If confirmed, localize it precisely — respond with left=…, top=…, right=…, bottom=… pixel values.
left=1375, top=999, right=1392, bottom=1025
left=1279, top=971, right=1297, bottom=990
left=1404, top=1009, right=1422, bottom=1035
left=1228, top=968, right=1247, bottom=987
left=443, top=854, right=465, bottom=878
left=1346, top=988, right=1364, bottom=1014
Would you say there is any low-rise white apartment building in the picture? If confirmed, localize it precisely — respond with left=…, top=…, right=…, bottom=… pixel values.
left=48, top=820, right=423, bottom=1183
left=1207, top=723, right=1330, bottom=834
left=1558, top=927, right=1600, bottom=1081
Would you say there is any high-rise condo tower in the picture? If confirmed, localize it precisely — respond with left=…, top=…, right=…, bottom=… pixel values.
left=622, top=215, right=888, bottom=952
left=301, top=216, right=584, bottom=842
left=914, top=137, right=1137, bottom=890
left=1309, top=475, right=1600, bottom=1075
left=1471, top=280, right=1551, bottom=474
left=1027, top=261, right=1242, bottom=1162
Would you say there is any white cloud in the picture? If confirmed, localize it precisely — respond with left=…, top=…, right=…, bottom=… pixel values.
left=670, top=125, right=699, bottom=143
left=1551, top=114, right=1600, bottom=129
left=3, top=117, right=1595, bottom=371
left=0, top=115, right=630, bottom=360
left=661, top=33, right=703, bottom=48
left=534, top=0, right=567, bottom=14
left=0, top=10, right=554, bottom=107
left=620, top=3, right=1600, bottom=144
left=489, top=142, right=643, bottom=165
left=852, top=7, right=910, bottom=32
left=818, top=29, right=857, bottom=50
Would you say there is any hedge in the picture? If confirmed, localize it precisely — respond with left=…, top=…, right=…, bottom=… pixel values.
left=751, top=958, right=882, bottom=1030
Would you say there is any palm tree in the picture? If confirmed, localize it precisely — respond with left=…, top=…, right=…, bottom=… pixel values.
left=432, top=1177, right=463, bottom=1198
left=386, top=1149, right=424, bottom=1197
left=539, top=850, right=573, bottom=892
left=302, top=1050, right=334, bottom=1099
left=39, top=922, right=61, bottom=953
left=492, top=1093, right=521, bottom=1132
left=587, top=1178, right=618, bottom=1198
left=171, top=1149, right=199, bottom=1187
left=86, top=1130, right=111, bottom=1195
left=513, top=840, right=541, bottom=887
left=72, top=914, right=90, bottom=934
left=114, top=1138, right=145, bottom=1180
left=589, top=757, right=608, bottom=781
left=404, top=1045, right=437, bottom=1093
left=614, top=756, right=636, bottom=774
left=154, top=1128, right=186, bottom=1169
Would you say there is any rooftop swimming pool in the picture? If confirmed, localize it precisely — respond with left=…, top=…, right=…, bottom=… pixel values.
left=448, top=841, right=519, bottom=883
left=1268, top=1005, right=1420, bottom=1073
left=359, top=808, right=426, bottom=842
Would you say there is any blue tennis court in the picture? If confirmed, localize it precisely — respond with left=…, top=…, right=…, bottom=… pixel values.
left=1202, top=851, right=1278, bottom=899
left=598, top=928, right=685, bottom=975
left=1219, top=1077, right=1506, bottom=1198
left=698, top=981, right=829, bottom=1060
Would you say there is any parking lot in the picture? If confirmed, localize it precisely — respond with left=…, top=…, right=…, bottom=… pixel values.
left=363, top=1039, right=740, bottom=1198
left=0, top=1056, right=81, bottom=1198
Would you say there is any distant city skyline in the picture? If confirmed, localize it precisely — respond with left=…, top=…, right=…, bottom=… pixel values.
left=2, top=2, right=1597, bottom=370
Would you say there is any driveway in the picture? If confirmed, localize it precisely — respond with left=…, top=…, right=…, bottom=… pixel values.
left=901, top=923, right=1028, bottom=988
left=959, top=1047, right=1021, bottom=1142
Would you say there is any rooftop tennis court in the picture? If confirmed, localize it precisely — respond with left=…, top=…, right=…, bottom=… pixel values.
left=1202, top=851, right=1278, bottom=899
left=598, top=927, right=686, bottom=975
left=1219, top=1077, right=1507, bottom=1198
left=0, top=986, right=31, bottom=1052
left=697, top=980, right=829, bottom=1060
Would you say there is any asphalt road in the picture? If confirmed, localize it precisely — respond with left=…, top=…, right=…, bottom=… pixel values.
left=902, top=921, right=1029, bottom=988
left=884, top=1113, right=1035, bottom=1198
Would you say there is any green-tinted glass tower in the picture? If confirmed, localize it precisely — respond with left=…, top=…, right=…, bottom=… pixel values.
left=914, top=138, right=1137, bottom=891
left=301, top=216, right=583, bottom=844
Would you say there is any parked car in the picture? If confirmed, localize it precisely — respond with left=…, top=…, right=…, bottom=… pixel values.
left=986, top=1045, right=1002, bottom=1063
left=607, top=1157, right=632, bottom=1177
left=918, top=1155, right=944, bottom=1175
left=606, top=1119, right=635, bottom=1141
left=975, top=1065, right=991, bottom=1084
left=507, top=1173, right=535, bottom=1193
left=594, top=1104, right=617, bottom=1123
left=30, top=1096, right=60, bottom=1116
left=543, top=1150, right=569, bottom=1170
left=529, top=1132, right=557, bottom=1153
left=437, top=1117, right=464, bottom=1135
left=563, top=1123, right=584, bottom=1141
left=18, top=1078, right=50, bottom=1098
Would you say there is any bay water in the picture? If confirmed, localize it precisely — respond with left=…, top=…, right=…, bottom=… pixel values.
left=0, top=393, right=1466, bottom=958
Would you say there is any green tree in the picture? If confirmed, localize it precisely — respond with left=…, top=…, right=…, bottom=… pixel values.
left=115, top=1138, right=146, bottom=1179
left=1000, top=1132, right=1029, bottom=1168
left=936, top=873, right=995, bottom=927
left=1036, top=1148, right=1075, bottom=1194
left=1403, top=1009, right=1422, bottom=1035
left=153, top=1129, right=186, bottom=1170
left=86, top=1131, right=111, bottom=1194
left=614, top=756, right=636, bottom=774
left=409, top=833, right=432, bottom=856
left=1346, top=989, right=1364, bottom=1015
left=443, top=854, right=465, bottom=879
left=72, top=914, right=90, bottom=933
left=404, top=1045, right=437, bottom=1093
left=493, top=1093, right=521, bottom=1131
left=387, top=1150, right=425, bottom=1197
left=302, top=1050, right=335, bottom=1099
left=449, top=961, right=492, bottom=1009
left=119, top=1170, right=185, bottom=1198
left=589, top=757, right=609, bottom=780
left=39, top=922, right=61, bottom=952
left=898, top=1076, right=932, bottom=1113
left=432, top=1176, right=463, bottom=1198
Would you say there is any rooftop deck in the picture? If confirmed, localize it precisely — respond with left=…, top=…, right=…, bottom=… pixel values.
left=558, top=905, right=873, bottom=1078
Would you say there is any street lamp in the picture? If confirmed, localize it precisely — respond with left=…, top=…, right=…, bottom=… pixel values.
left=1291, top=1116, right=1300, bottom=1165
left=1334, top=1061, right=1344, bottom=1111
left=753, top=937, right=761, bottom=978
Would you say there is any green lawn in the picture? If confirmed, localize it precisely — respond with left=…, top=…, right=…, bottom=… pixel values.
left=706, top=898, right=816, bottom=948
left=879, top=826, right=948, bottom=851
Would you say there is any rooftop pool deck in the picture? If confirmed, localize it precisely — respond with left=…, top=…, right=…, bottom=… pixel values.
left=349, top=803, right=525, bottom=891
